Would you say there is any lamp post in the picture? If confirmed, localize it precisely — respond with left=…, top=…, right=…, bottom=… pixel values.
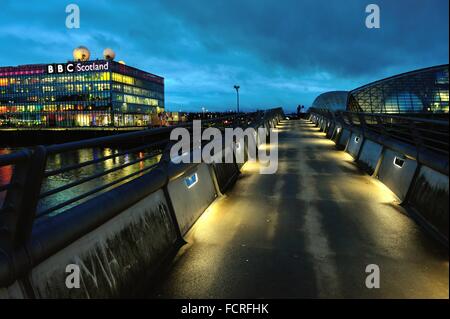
left=233, top=85, right=240, bottom=113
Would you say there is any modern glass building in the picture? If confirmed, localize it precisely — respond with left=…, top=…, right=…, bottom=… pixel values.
left=311, top=91, right=349, bottom=111
left=0, top=60, right=164, bottom=127
left=347, top=64, right=449, bottom=113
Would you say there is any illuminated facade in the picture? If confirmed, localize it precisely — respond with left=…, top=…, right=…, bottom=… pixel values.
left=0, top=60, right=164, bottom=127
left=347, top=65, right=449, bottom=113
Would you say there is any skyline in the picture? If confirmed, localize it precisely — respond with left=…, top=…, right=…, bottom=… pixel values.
left=0, top=0, right=448, bottom=112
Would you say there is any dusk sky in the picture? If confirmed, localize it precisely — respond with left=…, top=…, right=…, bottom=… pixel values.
left=0, top=0, right=448, bottom=112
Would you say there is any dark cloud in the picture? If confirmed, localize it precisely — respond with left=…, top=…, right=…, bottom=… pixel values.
left=0, top=0, right=448, bottom=112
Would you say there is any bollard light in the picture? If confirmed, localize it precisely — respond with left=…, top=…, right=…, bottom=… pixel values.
left=393, top=156, right=405, bottom=168
left=185, top=172, right=199, bottom=189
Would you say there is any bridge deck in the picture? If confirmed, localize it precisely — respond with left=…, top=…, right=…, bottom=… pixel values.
left=150, top=119, right=448, bottom=298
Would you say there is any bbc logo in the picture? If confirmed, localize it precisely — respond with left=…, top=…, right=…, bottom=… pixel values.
left=47, top=63, right=75, bottom=74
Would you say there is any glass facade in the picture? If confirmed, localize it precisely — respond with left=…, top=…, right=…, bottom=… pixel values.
left=0, top=60, right=164, bottom=127
left=347, top=65, right=449, bottom=113
left=311, top=91, right=349, bottom=111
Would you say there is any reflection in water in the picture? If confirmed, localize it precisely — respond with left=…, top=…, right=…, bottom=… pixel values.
left=0, top=147, right=161, bottom=217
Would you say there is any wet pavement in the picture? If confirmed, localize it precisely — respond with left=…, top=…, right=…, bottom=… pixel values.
left=150, top=119, right=449, bottom=299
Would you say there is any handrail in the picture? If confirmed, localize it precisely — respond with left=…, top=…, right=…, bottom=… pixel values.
left=0, top=107, right=284, bottom=287
left=0, top=149, right=31, bottom=166
left=1, top=113, right=266, bottom=217
left=43, top=115, right=238, bottom=154
left=308, top=108, right=449, bottom=178
left=309, top=108, right=449, bottom=156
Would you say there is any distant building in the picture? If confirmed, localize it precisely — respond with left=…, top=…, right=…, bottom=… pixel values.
left=311, top=91, right=349, bottom=111
left=348, top=64, right=449, bottom=113
left=311, top=65, right=449, bottom=114
left=0, top=60, right=164, bottom=127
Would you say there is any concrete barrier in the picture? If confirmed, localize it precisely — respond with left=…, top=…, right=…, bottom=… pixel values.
left=0, top=159, right=221, bottom=298
left=270, top=118, right=277, bottom=128
left=212, top=145, right=240, bottom=194
left=0, top=168, right=182, bottom=298
left=324, top=120, right=330, bottom=132
left=309, top=111, right=448, bottom=245
left=331, top=125, right=341, bottom=142
left=377, top=148, right=418, bottom=201
left=325, top=121, right=335, bottom=138
left=345, top=132, right=363, bottom=159
left=407, top=166, right=449, bottom=243
left=0, top=281, right=26, bottom=299
left=357, top=139, right=384, bottom=176
left=316, top=117, right=321, bottom=126
left=29, top=189, right=177, bottom=298
left=0, top=109, right=285, bottom=298
left=321, top=119, right=326, bottom=132
left=257, top=125, right=265, bottom=147
left=325, top=120, right=331, bottom=132
left=319, top=119, right=325, bottom=131
left=337, top=128, right=351, bottom=150
left=235, top=137, right=248, bottom=170
left=167, top=163, right=217, bottom=235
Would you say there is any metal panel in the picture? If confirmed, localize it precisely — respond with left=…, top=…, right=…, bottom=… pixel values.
left=408, top=166, right=449, bottom=243
left=30, top=189, right=177, bottom=298
left=337, top=128, right=351, bottom=149
left=346, top=132, right=363, bottom=159
left=167, top=163, right=217, bottom=235
left=377, top=149, right=418, bottom=201
left=357, top=139, right=383, bottom=175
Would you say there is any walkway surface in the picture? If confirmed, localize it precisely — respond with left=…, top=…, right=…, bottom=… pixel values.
left=150, top=119, right=449, bottom=298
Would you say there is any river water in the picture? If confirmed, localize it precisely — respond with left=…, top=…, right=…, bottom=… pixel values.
left=0, top=147, right=161, bottom=216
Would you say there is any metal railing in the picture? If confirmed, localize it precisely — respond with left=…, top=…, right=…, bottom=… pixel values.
left=0, top=108, right=284, bottom=287
left=309, top=108, right=449, bottom=156
left=1, top=112, right=263, bottom=218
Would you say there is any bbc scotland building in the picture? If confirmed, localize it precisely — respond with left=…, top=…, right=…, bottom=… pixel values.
left=0, top=56, right=164, bottom=127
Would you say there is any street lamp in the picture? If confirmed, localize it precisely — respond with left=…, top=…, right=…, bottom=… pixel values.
left=233, top=85, right=240, bottom=113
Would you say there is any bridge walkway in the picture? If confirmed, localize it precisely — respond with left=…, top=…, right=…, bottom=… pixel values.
left=150, top=119, right=448, bottom=298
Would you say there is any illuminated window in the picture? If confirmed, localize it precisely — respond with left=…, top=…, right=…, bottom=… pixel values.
left=112, top=73, right=135, bottom=85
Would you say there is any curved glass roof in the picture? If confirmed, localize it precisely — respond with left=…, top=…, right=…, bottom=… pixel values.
left=311, top=91, right=349, bottom=111
left=348, top=64, right=449, bottom=113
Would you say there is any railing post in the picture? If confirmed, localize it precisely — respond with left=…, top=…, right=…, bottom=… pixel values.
left=158, top=142, right=185, bottom=242
left=0, top=146, right=47, bottom=251
left=0, top=150, right=29, bottom=259
left=18, top=146, right=47, bottom=244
